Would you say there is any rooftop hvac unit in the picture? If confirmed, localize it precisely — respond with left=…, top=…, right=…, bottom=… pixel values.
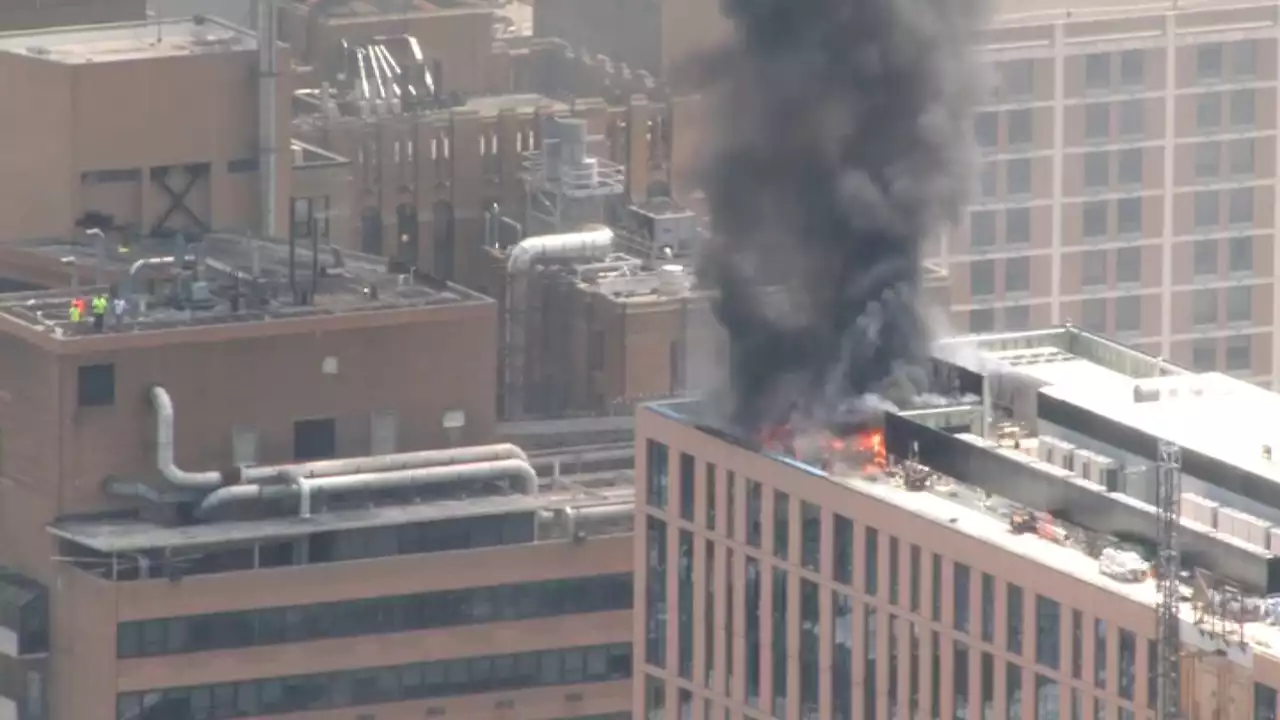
left=1073, top=449, right=1096, bottom=484
left=1036, top=436, right=1058, bottom=465
left=1089, top=453, right=1121, bottom=492
left=1055, top=440, right=1077, bottom=472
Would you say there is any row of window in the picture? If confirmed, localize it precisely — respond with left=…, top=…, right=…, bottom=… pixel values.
left=117, top=643, right=632, bottom=720
left=118, top=573, right=632, bottom=658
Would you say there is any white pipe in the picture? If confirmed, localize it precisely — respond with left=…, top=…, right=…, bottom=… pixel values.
left=506, top=227, right=615, bottom=273
left=564, top=502, right=633, bottom=537
left=195, top=459, right=539, bottom=519
left=149, top=385, right=527, bottom=490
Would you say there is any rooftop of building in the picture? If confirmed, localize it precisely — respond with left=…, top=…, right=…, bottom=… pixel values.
left=940, top=326, right=1280, bottom=491
left=0, top=232, right=489, bottom=338
left=297, top=0, right=496, bottom=22
left=992, top=0, right=1280, bottom=27
left=645, top=396, right=1266, bottom=664
left=50, top=471, right=635, bottom=555
left=0, top=15, right=256, bottom=65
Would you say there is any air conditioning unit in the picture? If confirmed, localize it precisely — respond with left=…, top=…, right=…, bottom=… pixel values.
left=1057, top=441, right=1077, bottom=472
left=1074, top=449, right=1096, bottom=482
left=1091, top=453, right=1121, bottom=492
left=1037, top=436, right=1057, bottom=464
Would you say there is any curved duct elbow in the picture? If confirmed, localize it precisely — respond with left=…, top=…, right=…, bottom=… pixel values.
left=507, top=227, right=615, bottom=273
left=150, top=386, right=226, bottom=490
left=195, top=458, right=540, bottom=520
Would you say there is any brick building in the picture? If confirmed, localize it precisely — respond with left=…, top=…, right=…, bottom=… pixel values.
left=0, top=0, right=145, bottom=32
left=0, top=17, right=295, bottom=245
left=0, top=232, right=637, bottom=720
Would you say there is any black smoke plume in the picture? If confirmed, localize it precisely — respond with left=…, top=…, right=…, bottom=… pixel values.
left=694, top=0, right=987, bottom=435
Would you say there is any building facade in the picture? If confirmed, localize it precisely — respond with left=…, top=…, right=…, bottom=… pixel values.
left=0, top=0, right=145, bottom=33
left=944, top=0, right=1280, bottom=386
left=633, top=387, right=1280, bottom=720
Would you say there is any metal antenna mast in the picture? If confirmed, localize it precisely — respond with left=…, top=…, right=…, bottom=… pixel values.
left=1155, top=439, right=1183, bottom=720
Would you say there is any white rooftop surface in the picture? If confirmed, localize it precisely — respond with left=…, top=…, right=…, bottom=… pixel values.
left=820, top=459, right=1269, bottom=663
left=0, top=17, right=256, bottom=65
left=988, top=346, right=1280, bottom=484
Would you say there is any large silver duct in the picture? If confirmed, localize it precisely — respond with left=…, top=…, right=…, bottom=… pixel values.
left=148, top=386, right=527, bottom=490
left=196, top=458, right=539, bottom=519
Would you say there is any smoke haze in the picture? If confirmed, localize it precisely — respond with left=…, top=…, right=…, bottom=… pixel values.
left=694, top=0, right=989, bottom=434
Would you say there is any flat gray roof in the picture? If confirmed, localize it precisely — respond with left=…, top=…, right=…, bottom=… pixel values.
left=0, top=17, right=255, bottom=65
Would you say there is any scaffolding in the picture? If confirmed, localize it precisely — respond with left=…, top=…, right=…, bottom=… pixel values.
left=1155, top=439, right=1183, bottom=720
left=521, top=116, right=626, bottom=235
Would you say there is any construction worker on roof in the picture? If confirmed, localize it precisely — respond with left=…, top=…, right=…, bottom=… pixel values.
left=68, top=299, right=82, bottom=323
left=91, top=294, right=108, bottom=332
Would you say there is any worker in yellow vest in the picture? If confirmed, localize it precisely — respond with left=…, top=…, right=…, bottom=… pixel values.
left=91, top=294, right=108, bottom=332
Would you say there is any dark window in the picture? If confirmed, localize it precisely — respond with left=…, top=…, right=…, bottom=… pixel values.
left=293, top=418, right=336, bottom=461
left=864, top=606, right=878, bottom=720
left=773, top=490, right=790, bottom=560
left=228, top=158, right=259, bottom=174
left=1036, top=596, right=1061, bottom=670
left=954, top=563, right=971, bottom=634
left=865, top=526, right=879, bottom=596
left=1007, top=584, right=1024, bottom=655
left=646, top=516, right=668, bottom=669
left=832, top=592, right=854, bottom=720
left=1118, top=629, right=1136, bottom=701
left=1095, top=619, right=1108, bottom=689
left=1254, top=682, right=1277, bottom=720
left=705, top=463, right=717, bottom=531
left=119, top=573, right=633, bottom=658
left=931, top=553, right=943, bottom=621
left=646, top=441, right=669, bottom=509
left=909, top=544, right=922, bottom=613
left=1007, top=662, right=1023, bottom=720
left=746, top=480, right=763, bottom=548
left=78, top=363, right=115, bottom=407
left=705, top=539, right=715, bottom=689
left=981, top=573, right=996, bottom=643
left=677, top=530, right=694, bottom=679
left=801, top=502, right=821, bottom=571
left=746, top=558, right=762, bottom=707
left=679, top=453, right=695, bottom=521
left=118, top=643, right=632, bottom=719
left=800, top=579, right=819, bottom=719
left=888, top=536, right=901, bottom=605
left=772, top=567, right=789, bottom=716
left=833, top=514, right=854, bottom=584
left=1072, top=609, right=1083, bottom=680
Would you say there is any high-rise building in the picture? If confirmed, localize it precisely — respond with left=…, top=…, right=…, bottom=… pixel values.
left=944, top=0, right=1280, bottom=387
left=635, top=325, right=1280, bottom=720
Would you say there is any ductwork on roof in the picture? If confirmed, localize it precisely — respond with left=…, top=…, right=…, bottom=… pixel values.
left=147, top=385, right=528, bottom=491
left=506, top=227, right=615, bottom=273
left=196, top=458, right=540, bottom=520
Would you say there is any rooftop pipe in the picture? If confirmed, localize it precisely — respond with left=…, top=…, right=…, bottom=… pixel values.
left=148, top=385, right=528, bottom=491
left=195, top=458, right=539, bottom=519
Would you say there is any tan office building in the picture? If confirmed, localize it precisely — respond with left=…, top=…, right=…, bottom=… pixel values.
left=945, top=0, right=1280, bottom=386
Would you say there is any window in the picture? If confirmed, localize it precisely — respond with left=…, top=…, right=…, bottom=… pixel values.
left=979, top=163, right=998, bottom=198
left=746, top=559, right=761, bottom=706
left=1035, top=597, right=1061, bottom=670
left=705, top=463, right=717, bottom=531
left=1115, top=296, right=1141, bottom=334
left=833, top=514, right=854, bottom=584
left=726, top=472, right=736, bottom=539
left=1117, top=149, right=1142, bottom=185
left=1007, top=158, right=1031, bottom=196
left=1006, top=207, right=1031, bottom=246
left=1223, top=333, right=1254, bottom=368
left=1119, top=50, right=1144, bottom=86
left=931, top=554, right=943, bottom=621
left=1227, top=286, right=1252, bottom=323
left=865, top=527, right=880, bottom=596
left=1005, top=304, right=1031, bottom=331
left=1196, top=93, right=1222, bottom=130
left=1195, top=142, right=1221, bottom=180
left=1036, top=676, right=1059, bottom=720
left=1194, top=190, right=1219, bottom=229
left=1082, top=298, right=1107, bottom=333
left=931, top=630, right=942, bottom=720
left=1117, top=99, right=1144, bottom=137
left=78, top=363, right=115, bottom=407
left=1081, top=250, right=1107, bottom=287
left=800, top=580, right=819, bottom=718
left=746, top=480, right=762, bottom=548
left=971, top=260, right=996, bottom=296
left=982, top=653, right=995, bottom=720
left=1083, top=151, right=1109, bottom=189
left=772, top=567, right=789, bottom=715
left=1193, top=289, right=1218, bottom=326
left=970, top=308, right=995, bottom=333
left=981, top=574, right=996, bottom=642
left=773, top=490, right=790, bottom=560
left=1194, top=238, right=1220, bottom=277
left=970, top=210, right=997, bottom=248
left=832, top=592, right=854, bottom=720
left=1256, top=683, right=1278, bottom=720
left=679, top=453, right=695, bottom=520
left=1005, top=256, right=1030, bottom=294
left=1082, top=201, right=1108, bottom=238
left=864, top=607, right=878, bottom=720
left=889, top=536, right=901, bottom=605
left=1229, top=187, right=1254, bottom=224
left=1094, top=619, right=1108, bottom=689
left=646, top=441, right=669, bottom=509
left=1224, top=140, right=1255, bottom=179
left=1197, top=43, right=1223, bottom=81
left=1229, top=236, right=1253, bottom=274
left=678, top=530, right=694, bottom=679
left=801, top=502, right=821, bottom=571
left=293, top=418, right=336, bottom=460
left=1084, top=103, right=1110, bottom=140
left=1116, top=197, right=1142, bottom=236
left=1007, top=109, right=1032, bottom=146
left=1116, top=247, right=1141, bottom=284
left=1230, top=89, right=1256, bottom=127
left=1007, top=663, right=1023, bottom=720
left=975, top=112, right=999, bottom=148
left=1071, top=610, right=1083, bottom=679
left=1004, top=60, right=1035, bottom=98
left=1007, top=584, right=1024, bottom=655
left=955, top=563, right=971, bottom=633
left=1118, top=629, right=1136, bottom=701
left=646, top=517, right=668, bottom=668
left=910, top=544, right=922, bottom=613
left=1192, top=339, right=1217, bottom=371
left=1233, top=40, right=1257, bottom=78
left=118, top=643, right=632, bottom=720
left=1084, top=53, right=1111, bottom=90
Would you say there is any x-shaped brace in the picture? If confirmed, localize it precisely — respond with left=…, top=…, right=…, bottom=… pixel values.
left=151, top=165, right=209, bottom=234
